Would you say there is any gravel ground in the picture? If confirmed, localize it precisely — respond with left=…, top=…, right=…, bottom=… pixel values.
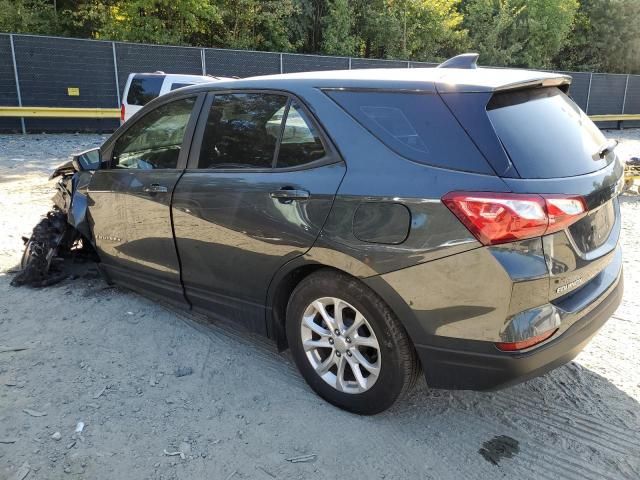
left=0, top=131, right=639, bottom=480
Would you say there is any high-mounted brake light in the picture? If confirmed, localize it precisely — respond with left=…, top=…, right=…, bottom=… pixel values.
left=442, top=192, right=587, bottom=245
left=120, top=104, right=125, bottom=122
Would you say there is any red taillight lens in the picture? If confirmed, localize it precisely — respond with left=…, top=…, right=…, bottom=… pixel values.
left=545, top=195, right=587, bottom=234
left=120, top=104, right=125, bottom=122
left=442, top=192, right=586, bottom=245
left=495, top=328, right=557, bottom=351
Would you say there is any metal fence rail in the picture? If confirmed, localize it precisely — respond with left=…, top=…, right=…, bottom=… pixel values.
left=1, top=32, right=640, bottom=133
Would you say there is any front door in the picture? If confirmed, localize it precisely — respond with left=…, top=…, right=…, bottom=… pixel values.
left=172, top=93, right=345, bottom=333
left=88, top=95, right=201, bottom=302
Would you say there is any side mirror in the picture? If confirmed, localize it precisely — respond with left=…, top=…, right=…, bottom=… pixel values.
left=72, top=148, right=101, bottom=171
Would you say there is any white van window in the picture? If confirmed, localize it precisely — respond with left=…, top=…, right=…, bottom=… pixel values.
left=127, top=76, right=164, bottom=106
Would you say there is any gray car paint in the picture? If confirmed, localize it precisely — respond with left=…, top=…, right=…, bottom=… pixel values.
left=64, top=66, right=623, bottom=391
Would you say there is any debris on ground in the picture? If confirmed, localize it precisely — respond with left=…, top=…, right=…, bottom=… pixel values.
left=0, top=346, right=29, bottom=354
left=92, top=385, right=107, bottom=399
left=285, top=453, right=317, bottom=463
left=22, top=408, right=47, bottom=417
left=163, top=449, right=186, bottom=460
left=75, top=421, right=85, bottom=433
left=9, top=462, right=30, bottom=480
left=175, top=367, right=193, bottom=377
left=51, top=432, right=61, bottom=441
left=0, top=437, right=18, bottom=444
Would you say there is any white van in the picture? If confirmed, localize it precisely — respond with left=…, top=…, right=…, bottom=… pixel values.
left=120, top=72, right=233, bottom=123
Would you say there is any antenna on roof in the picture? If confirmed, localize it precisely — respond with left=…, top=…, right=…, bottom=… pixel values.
left=437, top=53, right=479, bottom=69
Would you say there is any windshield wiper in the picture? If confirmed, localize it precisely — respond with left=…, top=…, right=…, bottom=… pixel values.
left=597, top=139, right=619, bottom=159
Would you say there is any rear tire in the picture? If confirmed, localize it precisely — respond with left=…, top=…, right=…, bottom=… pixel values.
left=286, top=269, right=419, bottom=414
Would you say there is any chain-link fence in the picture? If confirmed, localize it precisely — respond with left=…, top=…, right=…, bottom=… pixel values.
left=1, top=32, right=639, bottom=132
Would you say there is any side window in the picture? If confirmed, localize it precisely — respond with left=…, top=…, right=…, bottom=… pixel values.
left=112, top=97, right=195, bottom=170
left=198, top=93, right=288, bottom=169
left=127, top=76, right=164, bottom=106
left=170, top=83, right=194, bottom=91
left=274, top=101, right=326, bottom=168
left=326, top=90, right=491, bottom=173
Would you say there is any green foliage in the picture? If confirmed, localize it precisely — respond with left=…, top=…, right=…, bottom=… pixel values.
left=556, top=0, right=640, bottom=73
left=0, top=0, right=638, bottom=73
left=100, top=0, right=223, bottom=46
left=322, top=0, right=356, bottom=56
left=464, top=0, right=579, bottom=69
left=0, top=0, right=57, bottom=35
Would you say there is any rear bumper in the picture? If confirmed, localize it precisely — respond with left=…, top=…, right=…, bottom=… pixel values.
left=415, top=268, right=623, bottom=390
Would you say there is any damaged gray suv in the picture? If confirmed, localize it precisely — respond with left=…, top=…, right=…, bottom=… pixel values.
left=16, top=54, right=624, bottom=414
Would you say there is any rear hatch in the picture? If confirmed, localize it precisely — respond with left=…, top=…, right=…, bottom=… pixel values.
left=442, top=85, right=624, bottom=304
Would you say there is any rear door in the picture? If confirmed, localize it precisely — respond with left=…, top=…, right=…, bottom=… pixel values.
left=88, top=94, right=203, bottom=302
left=172, top=91, right=345, bottom=333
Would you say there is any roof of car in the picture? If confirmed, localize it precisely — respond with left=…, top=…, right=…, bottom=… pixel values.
left=182, top=66, right=571, bottom=94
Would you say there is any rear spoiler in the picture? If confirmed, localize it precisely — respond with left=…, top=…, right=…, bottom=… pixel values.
left=495, top=76, right=572, bottom=93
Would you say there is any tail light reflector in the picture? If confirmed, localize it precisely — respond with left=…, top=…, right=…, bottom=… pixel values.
left=120, top=104, right=125, bottom=122
left=442, top=192, right=586, bottom=245
left=495, top=328, right=557, bottom=351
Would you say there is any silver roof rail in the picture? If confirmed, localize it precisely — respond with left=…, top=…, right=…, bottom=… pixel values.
left=437, top=53, right=479, bottom=69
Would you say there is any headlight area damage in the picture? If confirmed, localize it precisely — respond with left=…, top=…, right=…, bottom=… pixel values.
left=11, top=154, right=98, bottom=287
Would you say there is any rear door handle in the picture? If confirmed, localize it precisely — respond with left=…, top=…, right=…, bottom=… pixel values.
left=143, top=183, right=168, bottom=193
left=269, top=189, right=310, bottom=201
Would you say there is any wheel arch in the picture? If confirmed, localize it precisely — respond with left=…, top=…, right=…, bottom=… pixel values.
left=265, top=256, right=421, bottom=360
left=266, top=258, right=330, bottom=351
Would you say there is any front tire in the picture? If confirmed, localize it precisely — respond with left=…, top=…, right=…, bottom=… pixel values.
left=286, top=269, right=419, bottom=414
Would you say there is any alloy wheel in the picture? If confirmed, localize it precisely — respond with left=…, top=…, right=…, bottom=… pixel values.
left=300, top=297, right=381, bottom=394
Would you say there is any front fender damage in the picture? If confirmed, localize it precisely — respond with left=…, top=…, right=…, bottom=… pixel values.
left=11, top=169, right=97, bottom=287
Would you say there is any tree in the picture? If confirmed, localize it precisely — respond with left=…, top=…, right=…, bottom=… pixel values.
left=398, top=0, right=469, bottom=61
left=218, top=0, right=300, bottom=52
left=556, top=0, right=640, bottom=73
left=322, top=0, right=357, bottom=56
left=464, top=0, right=578, bottom=68
left=99, top=0, right=223, bottom=46
left=0, top=0, right=57, bottom=35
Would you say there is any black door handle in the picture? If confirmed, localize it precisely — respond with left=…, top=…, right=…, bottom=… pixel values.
left=143, top=183, right=168, bottom=193
left=270, top=188, right=310, bottom=201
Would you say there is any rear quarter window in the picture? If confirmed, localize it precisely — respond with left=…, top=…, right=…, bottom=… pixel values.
left=325, top=90, right=493, bottom=174
left=126, top=76, right=164, bottom=106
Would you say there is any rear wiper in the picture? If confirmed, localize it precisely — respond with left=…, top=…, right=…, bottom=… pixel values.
left=597, top=139, right=618, bottom=159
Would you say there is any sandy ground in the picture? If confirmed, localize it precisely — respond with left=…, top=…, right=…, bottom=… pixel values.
left=0, top=131, right=639, bottom=480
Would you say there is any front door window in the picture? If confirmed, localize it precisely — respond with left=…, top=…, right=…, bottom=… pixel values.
left=112, top=97, right=196, bottom=169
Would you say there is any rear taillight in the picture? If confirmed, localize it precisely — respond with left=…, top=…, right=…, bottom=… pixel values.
left=120, top=104, right=125, bottom=122
left=442, top=192, right=586, bottom=245
left=495, top=328, right=557, bottom=351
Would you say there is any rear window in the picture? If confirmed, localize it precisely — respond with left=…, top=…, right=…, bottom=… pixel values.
left=126, top=76, right=164, bottom=106
left=326, top=90, right=492, bottom=174
left=487, top=88, right=610, bottom=178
